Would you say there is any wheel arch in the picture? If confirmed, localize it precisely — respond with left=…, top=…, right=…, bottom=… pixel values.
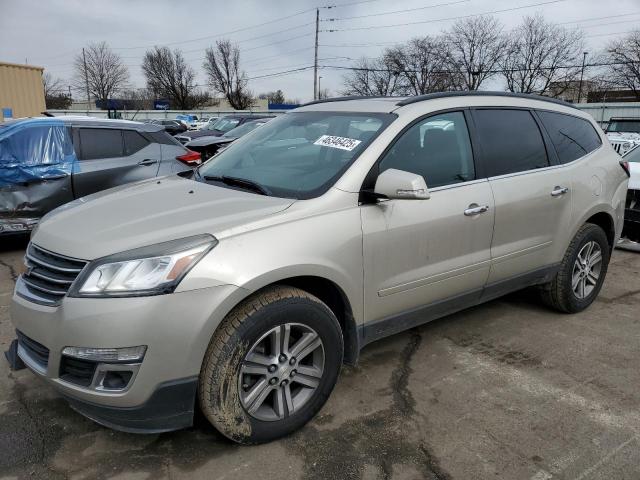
left=585, top=211, right=616, bottom=251
left=225, top=274, right=361, bottom=365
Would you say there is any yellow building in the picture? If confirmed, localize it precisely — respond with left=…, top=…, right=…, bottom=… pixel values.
left=0, top=62, right=46, bottom=121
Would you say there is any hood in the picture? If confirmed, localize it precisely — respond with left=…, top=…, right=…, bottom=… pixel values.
left=184, top=129, right=223, bottom=139
left=187, top=135, right=236, bottom=147
left=607, top=132, right=640, bottom=142
left=34, top=175, right=295, bottom=260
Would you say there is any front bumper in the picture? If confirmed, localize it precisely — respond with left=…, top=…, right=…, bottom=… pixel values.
left=9, top=282, right=248, bottom=432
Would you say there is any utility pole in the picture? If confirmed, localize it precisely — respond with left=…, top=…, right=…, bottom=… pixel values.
left=577, top=51, right=588, bottom=104
left=82, top=47, right=91, bottom=113
left=319, top=76, right=323, bottom=99
left=313, top=8, right=319, bottom=100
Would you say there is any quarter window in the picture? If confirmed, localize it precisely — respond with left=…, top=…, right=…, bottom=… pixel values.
left=123, top=130, right=150, bottom=155
left=79, top=128, right=123, bottom=160
left=378, top=111, right=475, bottom=188
left=474, top=109, right=549, bottom=177
left=538, top=111, right=602, bottom=164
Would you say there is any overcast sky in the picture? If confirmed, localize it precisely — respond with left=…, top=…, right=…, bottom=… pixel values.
left=1, top=0, right=639, bottom=102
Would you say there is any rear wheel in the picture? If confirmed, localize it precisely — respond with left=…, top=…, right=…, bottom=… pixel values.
left=540, top=223, right=610, bottom=313
left=198, top=286, right=343, bottom=444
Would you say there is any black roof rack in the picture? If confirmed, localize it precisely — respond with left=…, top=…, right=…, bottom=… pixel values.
left=395, top=91, right=578, bottom=109
left=300, top=95, right=404, bottom=107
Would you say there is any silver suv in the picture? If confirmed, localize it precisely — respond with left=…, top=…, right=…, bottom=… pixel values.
left=7, top=92, right=629, bottom=444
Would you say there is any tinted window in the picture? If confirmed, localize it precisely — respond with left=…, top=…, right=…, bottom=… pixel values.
left=538, top=111, right=602, bottom=164
left=474, top=109, right=548, bottom=176
left=378, top=111, right=475, bottom=188
left=79, top=128, right=123, bottom=160
left=123, top=130, right=150, bottom=155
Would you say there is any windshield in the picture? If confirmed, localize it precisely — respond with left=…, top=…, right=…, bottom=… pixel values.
left=607, top=121, right=640, bottom=133
left=198, top=111, right=395, bottom=199
left=208, top=117, right=240, bottom=132
left=625, top=145, right=640, bottom=163
left=223, top=121, right=265, bottom=138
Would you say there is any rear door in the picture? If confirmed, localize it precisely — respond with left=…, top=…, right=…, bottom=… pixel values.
left=471, top=108, right=573, bottom=291
left=72, top=127, right=161, bottom=198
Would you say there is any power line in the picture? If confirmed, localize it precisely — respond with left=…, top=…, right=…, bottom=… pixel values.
left=558, top=12, right=640, bottom=25
left=321, top=0, right=471, bottom=22
left=322, top=0, right=570, bottom=32
left=111, top=9, right=317, bottom=50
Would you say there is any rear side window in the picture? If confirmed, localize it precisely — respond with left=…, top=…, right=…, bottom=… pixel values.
left=378, top=111, right=475, bottom=188
left=474, top=109, right=549, bottom=177
left=79, top=128, right=123, bottom=160
left=538, top=111, right=602, bottom=164
left=148, top=130, right=181, bottom=146
left=123, top=130, right=150, bottom=155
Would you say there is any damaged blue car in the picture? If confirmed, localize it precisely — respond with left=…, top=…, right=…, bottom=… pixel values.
left=0, top=117, right=197, bottom=235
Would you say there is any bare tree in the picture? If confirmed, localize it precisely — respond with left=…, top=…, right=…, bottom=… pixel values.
left=500, top=15, right=584, bottom=96
left=318, top=88, right=331, bottom=100
left=445, top=16, right=507, bottom=90
left=203, top=40, right=253, bottom=110
left=341, top=54, right=401, bottom=96
left=73, top=42, right=129, bottom=102
left=43, top=73, right=72, bottom=109
left=602, top=30, right=640, bottom=99
left=387, top=37, right=458, bottom=95
left=258, top=90, right=286, bottom=104
left=142, top=46, right=210, bottom=109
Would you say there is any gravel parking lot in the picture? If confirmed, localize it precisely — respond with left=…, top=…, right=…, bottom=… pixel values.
left=1, top=236, right=639, bottom=480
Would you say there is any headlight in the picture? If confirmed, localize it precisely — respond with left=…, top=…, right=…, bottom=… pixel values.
left=70, top=234, right=217, bottom=297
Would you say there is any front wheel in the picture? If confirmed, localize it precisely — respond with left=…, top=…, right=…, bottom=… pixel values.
left=540, top=223, right=611, bottom=313
left=198, top=286, right=343, bottom=444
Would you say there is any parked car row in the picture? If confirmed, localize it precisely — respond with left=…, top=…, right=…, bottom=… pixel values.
left=0, top=117, right=197, bottom=234
left=4, top=92, right=630, bottom=445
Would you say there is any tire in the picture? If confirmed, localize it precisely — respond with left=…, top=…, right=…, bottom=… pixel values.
left=539, top=223, right=611, bottom=313
left=198, top=285, right=343, bottom=444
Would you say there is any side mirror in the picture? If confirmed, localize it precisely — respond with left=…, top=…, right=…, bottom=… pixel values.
left=374, top=168, right=430, bottom=200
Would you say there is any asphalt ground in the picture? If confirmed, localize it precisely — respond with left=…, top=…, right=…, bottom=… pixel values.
left=1, top=235, right=640, bottom=480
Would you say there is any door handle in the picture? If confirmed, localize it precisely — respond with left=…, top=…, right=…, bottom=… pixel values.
left=464, top=204, right=490, bottom=216
left=551, top=186, right=569, bottom=197
left=137, top=159, right=158, bottom=166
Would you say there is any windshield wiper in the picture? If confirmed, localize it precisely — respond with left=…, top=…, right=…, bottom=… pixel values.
left=203, top=175, right=271, bottom=196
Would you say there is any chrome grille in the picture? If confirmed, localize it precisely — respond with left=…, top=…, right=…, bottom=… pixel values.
left=19, top=244, right=87, bottom=306
left=613, top=143, right=622, bottom=154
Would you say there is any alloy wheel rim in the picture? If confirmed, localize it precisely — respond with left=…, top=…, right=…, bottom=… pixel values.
left=572, top=241, right=602, bottom=300
left=238, top=323, right=325, bottom=422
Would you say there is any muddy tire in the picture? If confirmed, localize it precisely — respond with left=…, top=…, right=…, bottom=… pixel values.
left=539, top=223, right=610, bottom=313
left=198, top=285, right=343, bottom=444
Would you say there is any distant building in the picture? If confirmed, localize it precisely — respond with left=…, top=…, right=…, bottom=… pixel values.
left=549, top=80, right=596, bottom=103
left=587, top=89, right=640, bottom=103
left=0, top=62, right=46, bottom=120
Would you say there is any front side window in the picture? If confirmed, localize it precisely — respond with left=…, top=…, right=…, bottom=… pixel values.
left=198, top=111, right=395, bottom=199
left=378, top=111, right=475, bottom=188
left=538, top=111, right=601, bottom=164
left=625, top=146, right=640, bottom=163
left=474, top=109, right=549, bottom=177
left=79, top=128, right=123, bottom=160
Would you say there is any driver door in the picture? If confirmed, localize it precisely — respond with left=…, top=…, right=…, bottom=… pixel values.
left=360, top=111, right=494, bottom=342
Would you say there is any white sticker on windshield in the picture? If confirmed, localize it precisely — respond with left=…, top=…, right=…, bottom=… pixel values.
left=314, top=135, right=362, bottom=151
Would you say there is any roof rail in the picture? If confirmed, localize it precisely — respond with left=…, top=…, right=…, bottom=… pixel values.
left=300, top=95, right=403, bottom=107
left=395, top=91, right=578, bottom=109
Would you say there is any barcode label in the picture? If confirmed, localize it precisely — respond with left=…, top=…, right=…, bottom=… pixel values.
left=313, top=135, right=362, bottom=151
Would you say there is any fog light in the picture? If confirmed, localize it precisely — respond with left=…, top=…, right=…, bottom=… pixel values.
left=102, top=370, right=133, bottom=390
left=61, top=346, right=146, bottom=362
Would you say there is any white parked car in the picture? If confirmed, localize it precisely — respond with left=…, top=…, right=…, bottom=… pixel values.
left=193, top=117, right=214, bottom=130
left=622, top=146, right=640, bottom=242
left=606, top=118, right=640, bottom=156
